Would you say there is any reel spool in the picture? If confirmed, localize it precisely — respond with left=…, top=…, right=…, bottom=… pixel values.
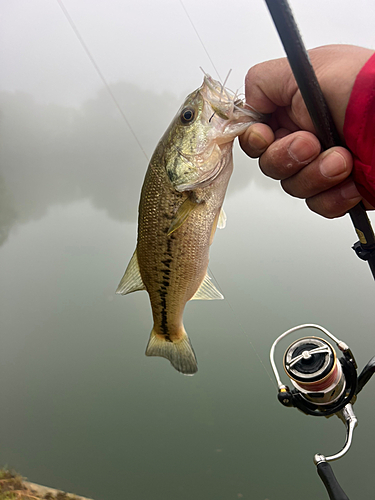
left=269, top=323, right=375, bottom=500
left=270, top=324, right=357, bottom=417
left=283, top=337, right=345, bottom=406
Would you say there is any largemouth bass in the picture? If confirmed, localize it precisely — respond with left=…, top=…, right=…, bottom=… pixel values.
left=116, top=75, right=261, bottom=375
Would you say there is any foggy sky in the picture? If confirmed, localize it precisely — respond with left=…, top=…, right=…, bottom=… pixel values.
left=1, top=0, right=374, bottom=107
left=1, top=0, right=375, bottom=247
left=0, top=81, right=270, bottom=246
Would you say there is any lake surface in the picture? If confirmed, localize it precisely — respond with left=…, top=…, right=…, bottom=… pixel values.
left=1, top=131, right=375, bottom=499
left=1, top=1, right=375, bottom=498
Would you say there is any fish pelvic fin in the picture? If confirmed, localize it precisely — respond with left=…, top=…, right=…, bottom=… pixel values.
left=116, top=249, right=146, bottom=295
left=218, top=207, right=227, bottom=229
left=145, top=328, right=198, bottom=375
left=209, top=207, right=227, bottom=245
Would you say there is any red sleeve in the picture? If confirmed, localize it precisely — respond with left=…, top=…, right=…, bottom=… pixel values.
left=343, top=52, right=375, bottom=207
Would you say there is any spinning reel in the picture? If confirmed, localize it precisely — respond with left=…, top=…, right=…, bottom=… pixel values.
left=270, top=324, right=375, bottom=499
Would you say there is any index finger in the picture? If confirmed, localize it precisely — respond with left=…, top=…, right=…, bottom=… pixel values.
left=244, top=57, right=298, bottom=113
left=245, top=57, right=315, bottom=133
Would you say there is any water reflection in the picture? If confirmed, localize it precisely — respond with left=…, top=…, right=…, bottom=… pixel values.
left=0, top=82, right=277, bottom=246
left=1, top=191, right=374, bottom=500
left=0, top=174, right=17, bottom=245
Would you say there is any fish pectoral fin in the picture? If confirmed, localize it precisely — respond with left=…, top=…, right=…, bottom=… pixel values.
left=168, top=196, right=200, bottom=235
left=116, top=249, right=146, bottom=295
left=218, top=207, right=227, bottom=229
left=145, top=328, right=198, bottom=375
left=190, top=273, right=224, bottom=300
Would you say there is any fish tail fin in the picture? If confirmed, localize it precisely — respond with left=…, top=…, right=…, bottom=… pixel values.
left=145, top=328, right=198, bottom=375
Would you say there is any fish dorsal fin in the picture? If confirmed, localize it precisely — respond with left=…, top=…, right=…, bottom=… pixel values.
left=168, top=197, right=200, bottom=235
left=218, top=207, right=227, bottom=229
left=190, top=273, right=224, bottom=300
left=116, top=249, right=146, bottom=295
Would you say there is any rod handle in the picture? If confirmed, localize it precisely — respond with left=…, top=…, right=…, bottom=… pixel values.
left=317, top=461, right=349, bottom=500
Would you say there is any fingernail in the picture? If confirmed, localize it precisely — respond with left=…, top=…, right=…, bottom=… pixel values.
left=320, top=151, right=347, bottom=178
left=248, top=130, right=268, bottom=151
left=288, top=137, right=318, bottom=162
left=341, top=182, right=361, bottom=200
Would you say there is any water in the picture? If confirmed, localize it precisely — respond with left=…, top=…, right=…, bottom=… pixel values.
left=2, top=145, right=375, bottom=499
left=1, top=1, right=375, bottom=499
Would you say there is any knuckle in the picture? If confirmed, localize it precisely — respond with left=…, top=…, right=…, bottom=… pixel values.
left=280, top=178, right=296, bottom=197
left=245, top=62, right=266, bottom=84
left=281, top=176, right=312, bottom=199
left=259, top=150, right=286, bottom=180
left=260, top=139, right=302, bottom=181
left=306, top=192, right=347, bottom=219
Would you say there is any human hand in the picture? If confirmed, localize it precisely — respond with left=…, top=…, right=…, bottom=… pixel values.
left=239, top=44, right=375, bottom=218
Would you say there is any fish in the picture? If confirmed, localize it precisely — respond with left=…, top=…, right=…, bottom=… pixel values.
left=116, top=74, right=261, bottom=375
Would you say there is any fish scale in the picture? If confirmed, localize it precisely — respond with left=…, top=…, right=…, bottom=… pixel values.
left=116, top=75, right=262, bottom=375
left=138, top=158, right=212, bottom=337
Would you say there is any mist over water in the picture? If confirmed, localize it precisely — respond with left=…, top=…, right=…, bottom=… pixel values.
left=1, top=85, right=375, bottom=499
left=0, top=83, right=275, bottom=248
left=1, top=1, right=375, bottom=499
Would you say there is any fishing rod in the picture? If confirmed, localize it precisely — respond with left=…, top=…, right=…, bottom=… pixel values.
left=264, top=0, right=375, bottom=280
left=270, top=324, right=375, bottom=500
left=262, top=2, right=375, bottom=497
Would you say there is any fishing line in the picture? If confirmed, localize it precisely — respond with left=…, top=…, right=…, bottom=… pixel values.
left=55, top=0, right=149, bottom=163
left=56, top=0, right=179, bottom=192
left=179, top=0, right=222, bottom=82
left=57, top=0, right=272, bottom=380
left=208, top=265, right=277, bottom=389
left=191, top=10, right=274, bottom=379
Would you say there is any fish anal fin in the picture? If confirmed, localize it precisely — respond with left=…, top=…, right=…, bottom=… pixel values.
left=168, top=197, right=200, bottom=235
left=145, top=328, right=198, bottom=375
left=116, top=249, right=146, bottom=295
left=190, top=273, right=224, bottom=300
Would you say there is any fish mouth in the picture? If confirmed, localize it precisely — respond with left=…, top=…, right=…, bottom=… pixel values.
left=168, top=75, right=264, bottom=193
left=201, top=75, right=263, bottom=123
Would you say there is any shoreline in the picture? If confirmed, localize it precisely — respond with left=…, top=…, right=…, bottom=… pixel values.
left=24, top=481, right=94, bottom=500
left=0, top=468, right=94, bottom=500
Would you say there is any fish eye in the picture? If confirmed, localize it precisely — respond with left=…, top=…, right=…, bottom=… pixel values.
left=180, top=108, right=195, bottom=124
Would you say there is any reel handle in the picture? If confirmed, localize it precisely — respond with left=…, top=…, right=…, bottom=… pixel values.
left=356, top=355, right=375, bottom=395
left=317, top=461, right=349, bottom=500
